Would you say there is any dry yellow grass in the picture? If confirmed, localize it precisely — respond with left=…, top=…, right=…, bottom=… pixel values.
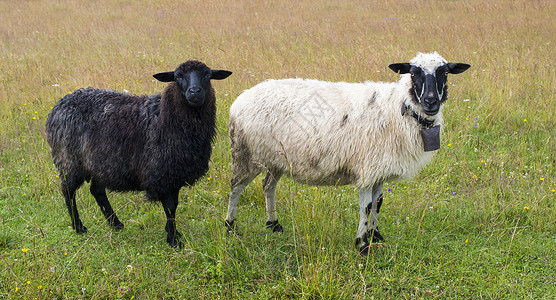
left=1, top=0, right=554, bottom=128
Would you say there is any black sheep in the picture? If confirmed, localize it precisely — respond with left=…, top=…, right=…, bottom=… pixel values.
left=45, top=60, right=232, bottom=247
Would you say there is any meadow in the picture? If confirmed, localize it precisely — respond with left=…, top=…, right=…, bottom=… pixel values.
left=1, top=0, right=555, bottom=298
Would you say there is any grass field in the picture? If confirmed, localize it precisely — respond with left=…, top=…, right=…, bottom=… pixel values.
left=1, top=0, right=555, bottom=298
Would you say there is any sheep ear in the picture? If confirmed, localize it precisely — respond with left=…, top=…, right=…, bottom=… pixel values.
left=447, top=63, right=471, bottom=74
left=211, top=70, right=232, bottom=80
left=388, top=63, right=411, bottom=74
left=153, top=72, right=175, bottom=82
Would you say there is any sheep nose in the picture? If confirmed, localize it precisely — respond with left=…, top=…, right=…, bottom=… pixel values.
left=423, top=92, right=437, bottom=105
left=188, top=87, right=202, bottom=94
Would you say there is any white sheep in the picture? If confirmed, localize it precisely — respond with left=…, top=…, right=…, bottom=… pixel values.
left=224, top=52, right=470, bottom=255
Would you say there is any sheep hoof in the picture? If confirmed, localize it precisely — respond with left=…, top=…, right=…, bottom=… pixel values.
left=371, top=228, right=384, bottom=242
left=225, top=220, right=240, bottom=235
left=168, top=238, right=183, bottom=249
left=167, top=230, right=183, bottom=248
left=359, top=242, right=371, bottom=256
left=355, top=235, right=370, bottom=255
left=110, top=219, right=124, bottom=230
left=266, top=220, right=283, bottom=233
left=74, top=223, right=88, bottom=234
left=113, top=222, right=125, bottom=230
left=356, top=229, right=384, bottom=256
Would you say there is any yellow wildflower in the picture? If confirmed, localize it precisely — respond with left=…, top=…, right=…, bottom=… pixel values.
left=21, top=248, right=29, bottom=253
left=523, top=206, right=529, bottom=211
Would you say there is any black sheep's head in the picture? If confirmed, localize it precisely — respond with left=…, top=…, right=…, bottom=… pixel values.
left=153, top=60, right=232, bottom=108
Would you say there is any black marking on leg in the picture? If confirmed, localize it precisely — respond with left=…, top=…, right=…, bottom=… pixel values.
left=225, top=219, right=237, bottom=234
left=358, top=234, right=370, bottom=256
left=376, top=193, right=384, bottom=214
left=230, top=176, right=239, bottom=188
left=262, top=172, right=273, bottom=190
left=266, top=220, right=283, bottom=233
left=365, top=201, right=372, bottom=216
left=371, top=227, right=384, bottom=242
left=356, top=228, right=385, bottom=256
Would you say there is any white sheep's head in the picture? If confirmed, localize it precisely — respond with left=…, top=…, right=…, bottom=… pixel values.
left=389, top=52, right=470, bottom=116
left=153, top=60, right=232, bottom=108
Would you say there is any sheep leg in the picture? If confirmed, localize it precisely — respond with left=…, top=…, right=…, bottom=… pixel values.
left=356, top=183, right=384, bottom=255
left=162, top=190, right=182, bottom=248
left=90, top=180, right=124, bottom=230
left=225, top=174, right=257, bottom=233
left=263, top=171, right=283, bottom=232
left=61, top=176, right=87, bottom=234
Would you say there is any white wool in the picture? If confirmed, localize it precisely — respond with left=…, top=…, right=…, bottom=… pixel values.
left=229, top=74, right=438, bottom=189
left=410, top=52, right=447, bottom=74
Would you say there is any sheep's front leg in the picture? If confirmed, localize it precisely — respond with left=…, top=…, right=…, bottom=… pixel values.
left=162, top=190, right=182, bottom=248
left=356, top=183, right=384, bottom=255
left=263, top=171, right=283, bottom=232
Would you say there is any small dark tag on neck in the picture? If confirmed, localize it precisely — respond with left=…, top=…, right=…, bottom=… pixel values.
left=421, top=125, right=441, bottom=152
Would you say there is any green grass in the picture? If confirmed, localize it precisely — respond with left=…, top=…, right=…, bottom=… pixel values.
left=1, top=0, right=555, bottom=298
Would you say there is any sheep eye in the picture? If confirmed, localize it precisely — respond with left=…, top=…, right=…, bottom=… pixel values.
left=411, top=72, right=415, bottom=77
left=205, top=73, right=211, bottom=79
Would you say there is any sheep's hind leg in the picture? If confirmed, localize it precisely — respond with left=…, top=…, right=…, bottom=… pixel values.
left=61, top=174, right=87, bottom=234
left=263, top=171, right=283, bottom=232
left=90, top=180, right=124, bottom=230
left=162, top=190, right=182, bottom=248
left=225, top=173, right=258, bottom=233
left=355, top=183, right=384, bottom=255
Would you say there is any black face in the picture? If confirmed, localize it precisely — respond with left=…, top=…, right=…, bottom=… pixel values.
left=174, top=67, right=212, bottom=107
left=389, top=61, right=471, bottom=116
left=410, top=65, right=448, bottom=116
left=153, top=60, right=232, bottom=108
